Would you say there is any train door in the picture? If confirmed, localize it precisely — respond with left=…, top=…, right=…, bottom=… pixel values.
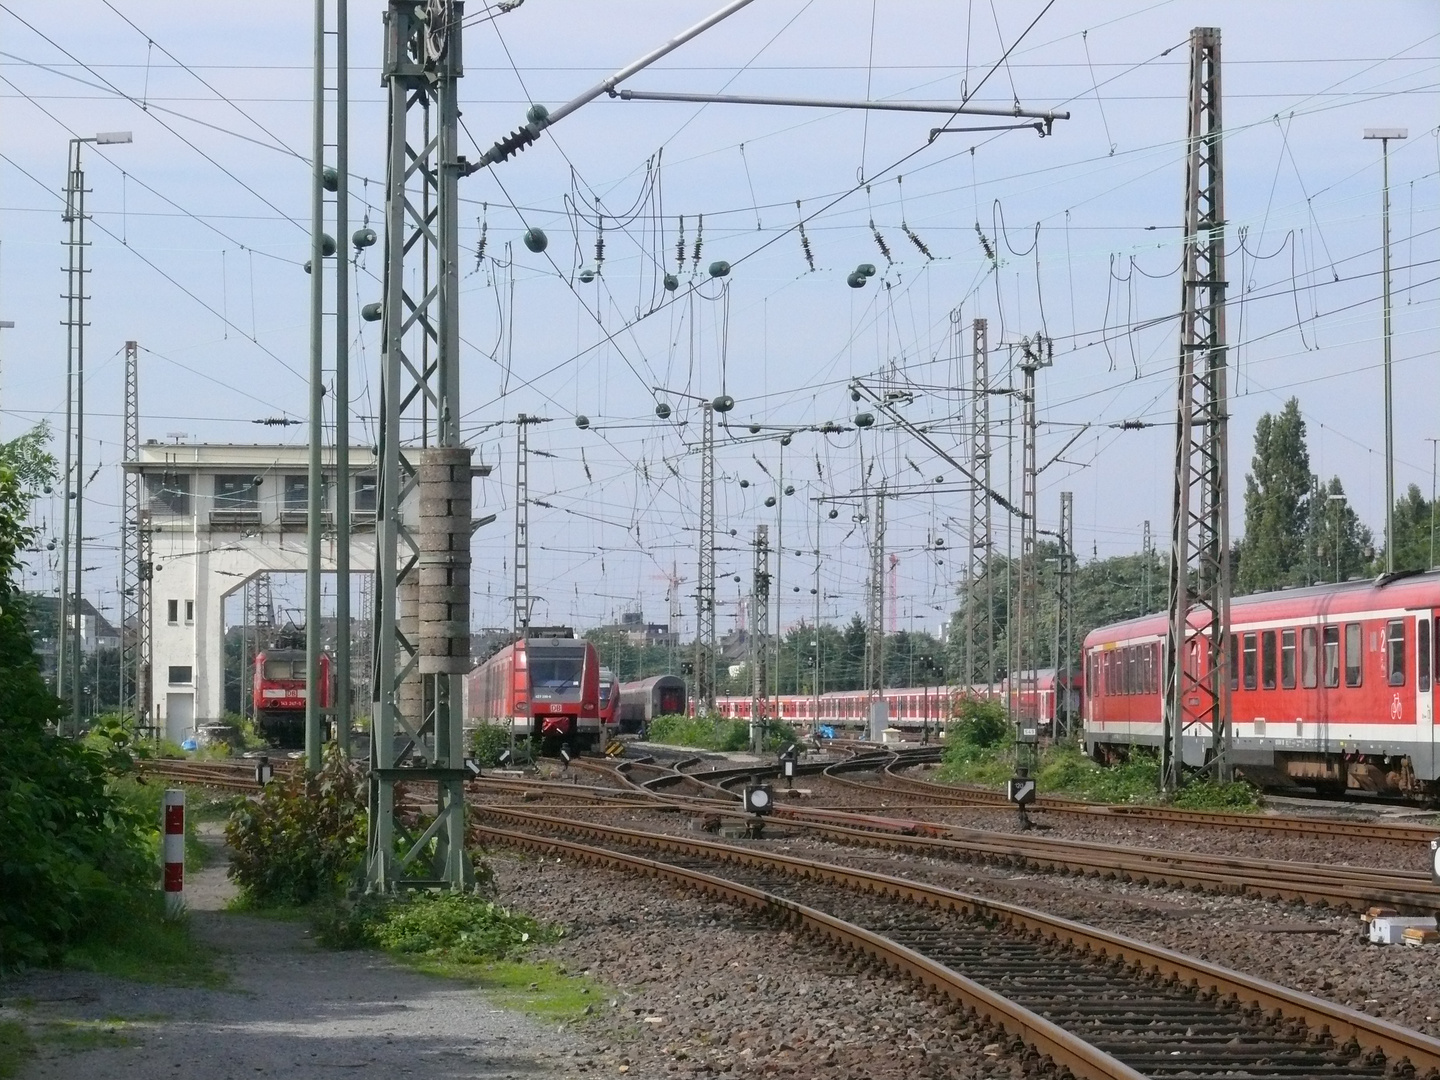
left=1419, top=612, right=1436, bottom=778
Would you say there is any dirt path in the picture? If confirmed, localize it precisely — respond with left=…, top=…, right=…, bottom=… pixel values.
left=1, top=826, right=599, bottom=1079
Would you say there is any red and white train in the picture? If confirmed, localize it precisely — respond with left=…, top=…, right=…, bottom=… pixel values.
left=1083, top=571, right=1439, bottom=796
left=710, top=668, right=1081, bottom=732
left=464, top=631, right=616, bottom=749
left=251, top=649, right=332, bottom=748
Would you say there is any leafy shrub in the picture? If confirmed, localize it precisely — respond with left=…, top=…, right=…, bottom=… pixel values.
left=648, top=712, right=793, bottom=752
left=225, top=743, right=366, bottom=907
left=469, top=722, right=514, bottom=766
left=948, top=698, right=1011, bottom=749
left=0, top=430, right=156, bottom=970
left=316, top=892, right=555, bottom=962
left=1171, top=778, right=1261, bottom=811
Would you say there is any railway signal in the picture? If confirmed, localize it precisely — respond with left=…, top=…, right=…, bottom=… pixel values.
left=1007, top=770, right=1037, bottom=831
left=743, top=781, right=774, bottom=836
left=253, top=756, right=274, bottom=787
left=779, top=744, right=798, bottom=787
left=463, top=758, right=482, bottom=780
left=1432, top=838, right=1439, bottom=885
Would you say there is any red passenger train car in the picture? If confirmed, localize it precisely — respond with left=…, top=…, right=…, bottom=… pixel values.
left=1084, top=571, right=1440, bottom=797
left=598, top=667, right=620, bottom=733
left=252, top=649, right=333, bottom=749
left=465, top=631, right=610, bottom=749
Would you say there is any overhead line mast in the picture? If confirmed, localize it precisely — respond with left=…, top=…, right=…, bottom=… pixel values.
left=1163, top=27, right=1232, bottom=791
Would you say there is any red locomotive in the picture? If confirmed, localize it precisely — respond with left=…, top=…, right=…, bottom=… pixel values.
left=252, top=649, right=332, bottom=748
left=1084, top=570, right=1439, bottom=797
left=465, top=630, right=608, bottom=749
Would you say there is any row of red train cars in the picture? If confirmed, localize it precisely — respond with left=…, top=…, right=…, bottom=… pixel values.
left=254, top=571, right=1440, bottom=796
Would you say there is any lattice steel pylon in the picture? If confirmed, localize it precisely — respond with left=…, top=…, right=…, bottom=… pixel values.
left=965, top=318, right=994, bottom=693
left=368, top=0, right=476, bottom=891
left=864, top=485, right=886, bottom=700
left=1056, top=490, right=1074, bottom=737
left=119, top=341, right=139, bottom=728
left=694, top=402, right=716, bottom=710
left=136, top=509, right=153, bottom=737
left=1162, top=26, right=1231, bottom=791
left=748, top=524, right=769, bottom=751
left=513, top=415, right=533, bottom=635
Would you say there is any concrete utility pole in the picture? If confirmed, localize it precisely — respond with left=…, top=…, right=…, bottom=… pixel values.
left=966, top=317, right=994, bottom=694
left=749, top=524, right=769, bottom=752
left=368, top=0, right=482, bottom=892
left=307, top=0, right=355, bottom=764
left=1163, top=27, right=1231, bottom=790
left=119, top=341, right=139, bottom=729
left=1363, top=126, right=1406, bottom=574
left=59, top=130, right=130, bottom=733
left=1015, top=333, right=1051, bottom=756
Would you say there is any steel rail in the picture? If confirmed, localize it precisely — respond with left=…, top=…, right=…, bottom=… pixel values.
left=474, top=820, right=1149, bottom=1080
left=475, top=807, right=1440, bottom=1078
left=874, top=764, right=1439, bottom=846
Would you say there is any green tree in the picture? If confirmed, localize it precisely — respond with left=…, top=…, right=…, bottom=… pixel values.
left=1380, top=483, right=1436, bottom=572
left=1238, top=398, right=1313, bottom=593
left=1306, top=476, right=1374, bottom=583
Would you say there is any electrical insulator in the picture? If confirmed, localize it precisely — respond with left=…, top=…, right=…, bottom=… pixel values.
left=575, top=415, right=590, bottom=429
left=523, top=228, right=548, bottom=254
left=655, top=403, right=672, bottom=420
left=353, top=227, right=377, bottom=249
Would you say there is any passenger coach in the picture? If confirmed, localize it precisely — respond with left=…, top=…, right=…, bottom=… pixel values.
left=1084, top=570, right=1439, bottom=797
left=465, top=630, right=606, bottom=749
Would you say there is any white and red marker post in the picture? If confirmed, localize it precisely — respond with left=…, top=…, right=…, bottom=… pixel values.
left=162, top=789, right=185, bottom=916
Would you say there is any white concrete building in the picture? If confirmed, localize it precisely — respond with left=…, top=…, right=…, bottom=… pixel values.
left=126, top=442, right=378, bottom=742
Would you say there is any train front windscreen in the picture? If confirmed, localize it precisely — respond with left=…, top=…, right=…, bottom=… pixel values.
left=529, top=649, right=586, bottom=702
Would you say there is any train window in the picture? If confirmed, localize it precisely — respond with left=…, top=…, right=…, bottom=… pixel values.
left=1321, top=626, right=1340, bottom=687
left=284, top=475, right=308, bottom=510
left=1280, top=629, right=1296, bottom=689
left=1261, top=631, right=1277, bottom=690
left=264, top=659, right=299, bottom=679
left=1228, top=635, right=1239, bottom=691
left=1242, top=633, right=1257, bottom=691
left=1420, top=619, right=1432, bottom=693
left=1151, top=643, right=1161, bottom=694
left=1302, top=627, right=1319, bottom=688
left=1386, top=620, right=1406, bottom=687
left=1344, top=623, right=1363, bottom=688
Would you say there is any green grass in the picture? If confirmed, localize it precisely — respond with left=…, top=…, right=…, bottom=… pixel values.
left=0, top=1021, right=33, bottom=1080
left=936, top=738, right=1262, bottom=810
left=62, top=903, right=224, bottom=988
left=108, top=776, right=211, bottom=870
left=646, top=713, right=796, bottom=752
left=36, top=1019, right=135, bottom=1052
left=401, top=958, right=607, bottom=1022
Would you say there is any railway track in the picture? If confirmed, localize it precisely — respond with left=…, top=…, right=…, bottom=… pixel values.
left=824, top=752, right=1440, bottom=848
left=142, top=752, right=1439, bottom=910
left=475, top=806, right=1440, bottom=1080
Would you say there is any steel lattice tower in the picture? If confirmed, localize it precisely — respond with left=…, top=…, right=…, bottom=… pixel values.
left=748, top=524, right=769, bottom=750
left=694, top=402, right=716, bottom=710
left=136, top=509, right=153, bottom=736
left=368, top=0, right=476, bottom=891
left=119, top=341, right=139, bottom=727
left=864, top=485, right=886, bottom=701
left=513, top=415, right=532, bottom=634
left=1057, top=490, right=1074, bottom=737
left=965, top=318, right=994, bottom=693
left=1014, top=335, right=1049, bottom=744
left=1163, top=26, right=1231, bottom=790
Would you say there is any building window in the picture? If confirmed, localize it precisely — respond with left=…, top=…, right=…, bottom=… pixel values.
left=167, top=599, right=179, bottom=625
left=215, top=474, right=259, bottom=509
left=146, top=472, right=190, bottom=515
left=1344, top=622, right=1363, bottom=687
left=1420, top=619, right=1432, bottom=694
left=1386, top=620, right=1406, bottom=687
left=167, top=665, right=192, bottom=685
left=1261, top=630, right=1277, bottom=690
left=1322, top=626, right=1340, bottom=688
left=284, top=474, right=308, bottom=511
left=1280, top=629, right=1297, bottom=690
left=1242, top=632, right=1257, bottom=690
left=355, top=473, right=377, bottom=513
left=185, top=600, right=195, bottom=625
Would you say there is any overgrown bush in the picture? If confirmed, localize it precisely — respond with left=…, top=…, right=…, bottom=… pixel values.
left=469, top=722, right=514, bottom=766
left=225, top=743, right=366, bottom=907
left=315, top=891, right=556, bottom=962
left=0, top=427, right=156, bottom=970
left=647, top=712, right=793, bottom=752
